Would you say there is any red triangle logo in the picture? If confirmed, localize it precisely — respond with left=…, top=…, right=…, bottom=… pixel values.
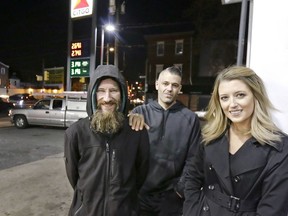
left=74, top=0, right=89, bottom=9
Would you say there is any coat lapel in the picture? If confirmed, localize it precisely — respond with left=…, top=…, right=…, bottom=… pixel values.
left=206, top=135, right=233, bottom=193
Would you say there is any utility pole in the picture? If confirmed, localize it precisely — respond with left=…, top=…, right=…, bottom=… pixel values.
left=66, top=0, right=73, bottom=91
left=114, top=3, right=119, bottom=67
left=236, top=0, right=249, bottom=65
left=90, top=0, right=98, bottom=73
left=109, top=0, right=125, bottom=68
left=106, top=43, right=110, bottom=65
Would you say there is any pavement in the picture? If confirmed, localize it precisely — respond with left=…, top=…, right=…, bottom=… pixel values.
left=0, top=116, right=11, bottom=127
left=0, top=111, right=74, bottom=216
left=0, top=112, right=73, bottom=216
left=0, top=152, right=73, bottom=216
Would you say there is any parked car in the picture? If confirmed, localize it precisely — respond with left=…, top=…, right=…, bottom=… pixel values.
left=9, top=96, right=87, bottom=129
left=8, top=93, right=38, bottom=108
left=0, top=97, right=14, bottom=113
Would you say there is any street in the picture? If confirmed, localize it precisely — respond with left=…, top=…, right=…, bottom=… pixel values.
left=0, top=115, right=73, bottom=216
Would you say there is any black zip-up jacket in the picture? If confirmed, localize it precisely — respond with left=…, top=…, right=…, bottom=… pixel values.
left=64, top=65, right=150, bottom=216
left=132, top=100, right=201, bottom=197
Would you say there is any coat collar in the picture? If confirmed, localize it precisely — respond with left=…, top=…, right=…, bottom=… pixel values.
left=205, top=133, right=272, bottom=193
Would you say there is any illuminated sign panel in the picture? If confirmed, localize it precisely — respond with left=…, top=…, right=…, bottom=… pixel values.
left=44, top=67, right=64, bottom=84
left=70, top=40, right=90, bottom=58
left=71, top=42, right=82, bottom=57
left=71, top=0, right=94, bottom=18
left=70, top=58, right=90, bottom=77
left=221, top=0, right=242, bottom=4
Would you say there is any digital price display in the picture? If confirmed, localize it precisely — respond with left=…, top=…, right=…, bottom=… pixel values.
left=70, top=40, right=90, bottom=58
left=71, top=42, right=82, bottom=57
left=70, top=58, right=90, bottom=77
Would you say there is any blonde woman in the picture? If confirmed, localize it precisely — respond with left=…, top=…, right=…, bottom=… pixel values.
left=183, top=66, right=288, bottom=216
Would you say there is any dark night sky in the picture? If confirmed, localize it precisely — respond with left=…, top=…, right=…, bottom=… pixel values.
left=0, top=0, right=68, bottom=81
left=0, top=0, right=193, bottom=83
left=0, top=0, right=239, bottom=83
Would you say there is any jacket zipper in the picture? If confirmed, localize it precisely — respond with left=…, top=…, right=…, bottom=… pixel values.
left=103, top=141, right=110, bottom=216
left=111, top=149, right=116, bottom=178
left=74, top=192, right=83, bottom=216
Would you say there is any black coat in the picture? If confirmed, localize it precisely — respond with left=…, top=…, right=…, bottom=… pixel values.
left=64, top=118, right=150, bottom=216
left=64, top=65, right=150, bottom=216
left=183, top=133, right=288, bottom=216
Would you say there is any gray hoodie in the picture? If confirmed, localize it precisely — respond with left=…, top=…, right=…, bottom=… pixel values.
left=86, top=64, right=128, bottom=116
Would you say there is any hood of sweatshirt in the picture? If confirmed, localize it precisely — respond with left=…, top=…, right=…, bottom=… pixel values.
left=86, top=65, right=128, bottom=116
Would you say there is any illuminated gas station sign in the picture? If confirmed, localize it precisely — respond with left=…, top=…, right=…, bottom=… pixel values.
left=71, top=42, right=82, bottom=57
left=70, top=40, right=90, bottom=58
left=70, top=0, right=94, bottom=19
left=70, top=58, right=90, bottom=77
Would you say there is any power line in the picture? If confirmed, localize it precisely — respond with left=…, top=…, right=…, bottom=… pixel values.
left=119, top=21, right=194, bottom=30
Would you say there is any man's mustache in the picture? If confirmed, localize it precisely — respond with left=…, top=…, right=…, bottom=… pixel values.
left=97, top=99, right=119, bottom=109
left=100, top=101, right=116, bottom=105
left=98, top=100, right=117, bottom=105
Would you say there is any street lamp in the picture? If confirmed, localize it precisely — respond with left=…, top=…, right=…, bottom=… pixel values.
left=100, top=24, right=116, bottom=65
left=106, top=43, right=115, bottom=65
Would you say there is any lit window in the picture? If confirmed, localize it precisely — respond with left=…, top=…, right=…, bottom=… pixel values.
left=157, top=41, right=164, bottom=56
left=175, top=40, right=184, bottom=55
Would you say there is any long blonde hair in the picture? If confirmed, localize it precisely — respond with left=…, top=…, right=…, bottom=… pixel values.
left=202, top=66, right=282, bottom=145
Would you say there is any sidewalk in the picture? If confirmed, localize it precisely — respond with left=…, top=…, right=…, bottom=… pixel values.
left=0, top=112, right=9, bottom=118
left=0, top=116, right=11, bottom=127
left=0, top=153, right=73, bottom=216
left=0, top=111, right=11, bottom=127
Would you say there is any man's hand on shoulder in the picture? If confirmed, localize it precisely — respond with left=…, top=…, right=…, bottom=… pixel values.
left=128, top=113, right=150, bottom=131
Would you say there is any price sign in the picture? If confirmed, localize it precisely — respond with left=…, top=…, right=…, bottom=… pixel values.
left=70, top=58, right=90, bottom=77
left=70, top=40, right=90, bottom=58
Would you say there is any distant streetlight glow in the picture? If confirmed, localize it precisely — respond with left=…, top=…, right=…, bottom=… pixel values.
left=106, top=44, right=115, bottom=65
left=100, top=24, right=116, bottom=65
left=221, top=0, right=242, bottom=4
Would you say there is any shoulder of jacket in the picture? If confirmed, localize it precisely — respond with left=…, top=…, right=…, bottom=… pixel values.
left=66, top=117, right=90, bottom=133
left=178, top=106, right=197, bottom=118
left=133, top=103, right=153, bottom=112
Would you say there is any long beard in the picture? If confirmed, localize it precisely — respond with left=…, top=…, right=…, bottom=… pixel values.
left=90, top=110, right=125, bottom=135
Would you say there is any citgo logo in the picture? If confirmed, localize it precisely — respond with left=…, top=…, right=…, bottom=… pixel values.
left=71, top=0, right=93, bottom=18
left=74, top=0, right=89, bottom=9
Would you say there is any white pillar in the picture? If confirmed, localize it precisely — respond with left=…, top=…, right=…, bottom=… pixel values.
left=248, top=0, right=288, bottom=133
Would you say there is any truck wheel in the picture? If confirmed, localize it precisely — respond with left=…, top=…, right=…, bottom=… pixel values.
left=14, top=115, right=28, bottom=129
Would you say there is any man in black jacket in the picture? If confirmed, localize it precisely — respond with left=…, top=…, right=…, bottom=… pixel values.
left=131, top=66, right=201, bottom=216
left=64, top=65, right=150, bottom=216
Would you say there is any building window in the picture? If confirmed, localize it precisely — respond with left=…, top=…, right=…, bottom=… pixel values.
left=1, top=68, right=5, bottom=75
left=157, top=41, right=164, bottom=56
left=175, top=40, right=184, bottom=55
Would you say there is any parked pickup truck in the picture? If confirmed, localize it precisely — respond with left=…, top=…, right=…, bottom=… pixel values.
left=9, top=95, right=87, bottom=129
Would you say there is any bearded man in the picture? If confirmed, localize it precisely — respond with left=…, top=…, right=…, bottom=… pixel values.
left=64, top=65, right=150, bottom=216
